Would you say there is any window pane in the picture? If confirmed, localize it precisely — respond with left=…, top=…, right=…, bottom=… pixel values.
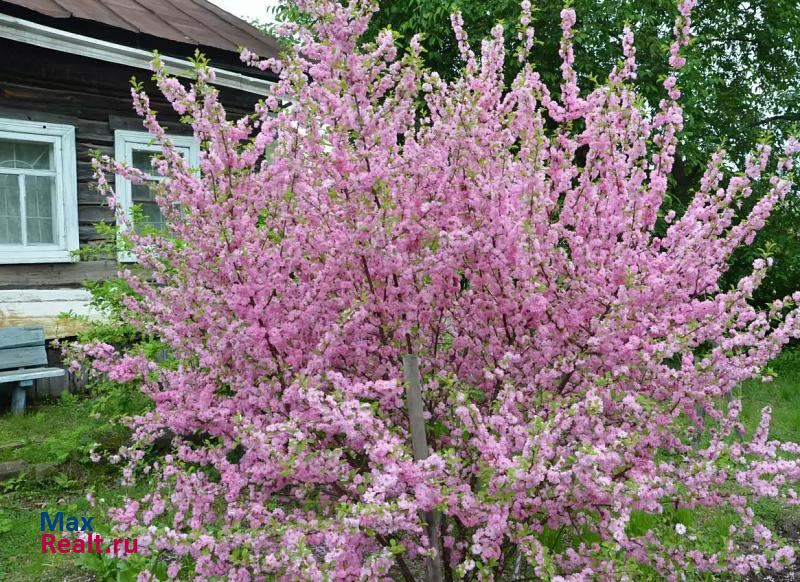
left=131, top=182, right=156, bottom=203
left=131, top=149, right=154, bottom=174
left=131, top=146, right=189, bottom=176
left=25, top=175, right=56, bottom=244
left=140, top=202, right=166, bottom=231
left=0, top=139, right=52, bottom=170
left=122, top=141, right=194, bottom=238
left=132, top=183, right=166, bottom=231
left=0, top=141, right=13, bottom=169
left=0, top=174, right=21, bottom=244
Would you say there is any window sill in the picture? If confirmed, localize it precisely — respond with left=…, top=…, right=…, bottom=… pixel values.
left=0, top=249, right=79, bottom=264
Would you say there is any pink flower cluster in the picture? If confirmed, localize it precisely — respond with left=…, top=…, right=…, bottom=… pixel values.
left=80, top=0, right=800, bottom=579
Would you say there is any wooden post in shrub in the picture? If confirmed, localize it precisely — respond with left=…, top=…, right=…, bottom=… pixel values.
left=403, top=354, right=444, bottom=582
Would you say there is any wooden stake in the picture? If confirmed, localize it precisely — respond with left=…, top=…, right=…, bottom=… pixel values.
left=403, top=354, right=444, bottom=582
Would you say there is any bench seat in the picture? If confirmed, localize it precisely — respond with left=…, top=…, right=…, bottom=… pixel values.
left=0, top=368, right=65, bottom=384
left=0, top=326, right=66, bottom=414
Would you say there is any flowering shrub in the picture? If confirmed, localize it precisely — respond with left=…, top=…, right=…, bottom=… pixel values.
left=75, top=0, right=800, bottom=579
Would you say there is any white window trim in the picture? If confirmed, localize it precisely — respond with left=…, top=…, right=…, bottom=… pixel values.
left=114, top=130, right=200, bottom=263
left=0, top=119, right=78, bottom=264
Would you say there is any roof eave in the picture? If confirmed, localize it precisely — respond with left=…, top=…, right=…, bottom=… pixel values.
left=0, top=12, right=277, bottom=97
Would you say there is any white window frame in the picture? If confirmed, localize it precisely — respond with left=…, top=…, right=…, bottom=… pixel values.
left=0, top=119, right=78, bottom=264
left=113, top=130, right=199, bottom=263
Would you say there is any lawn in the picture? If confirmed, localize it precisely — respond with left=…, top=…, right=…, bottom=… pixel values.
left=0, top=350, right=798, bottom=581
left=737, top=350, right=800, bottom=543
left=0, top=393, right=138, bottom=582
left=738, top=349, right=800, bottom=444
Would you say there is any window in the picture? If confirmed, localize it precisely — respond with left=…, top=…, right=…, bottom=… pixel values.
left=114, top=130, right=200, bottom=262
left=0, top=119, right=78, bottom=263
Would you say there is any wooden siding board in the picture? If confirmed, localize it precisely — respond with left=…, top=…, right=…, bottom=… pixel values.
left=79, top=225, right=104, bottom=242
left=78, top=205, right=114, bottom=224
left=77, top=188, right=106, bottom=205
left=0, top=261, right=121, bottom=287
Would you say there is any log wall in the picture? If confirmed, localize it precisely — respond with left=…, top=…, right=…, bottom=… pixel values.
left=0, top=37, right=264, bottom=402
left=0, top=37, right=259, bottom=289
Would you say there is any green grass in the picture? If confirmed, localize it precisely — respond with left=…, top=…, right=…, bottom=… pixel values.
left=737, top=350, right=800, bottom=535
left=0, top=394, right=135, bottom=581
left=737, top=349, right=800, bottom=444
left=0, top=395, right=117, bottom=466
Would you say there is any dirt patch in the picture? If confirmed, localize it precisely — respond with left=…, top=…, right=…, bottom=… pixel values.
left=745, top=518, right=800, bottom=582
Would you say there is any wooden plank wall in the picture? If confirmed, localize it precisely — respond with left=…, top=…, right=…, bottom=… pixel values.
left=0, top=37, right=258, bottom=289
left=0, top=37, right=261, bottom=402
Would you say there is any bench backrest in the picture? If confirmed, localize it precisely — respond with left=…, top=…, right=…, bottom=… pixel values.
left=0, top=327, right=48, bottom=371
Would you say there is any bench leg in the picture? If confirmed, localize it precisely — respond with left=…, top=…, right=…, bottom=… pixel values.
left=11, top=380, right=33, bottom=415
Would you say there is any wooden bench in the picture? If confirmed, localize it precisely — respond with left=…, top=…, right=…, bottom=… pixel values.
left=0, top=327, right=65, bottom=414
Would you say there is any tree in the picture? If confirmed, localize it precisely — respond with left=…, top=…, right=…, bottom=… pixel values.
left=75, top=0, right=800, bottom=579
left=271, top=0, right=800, bottom=167
left=271, top=0, right=800, bottom=307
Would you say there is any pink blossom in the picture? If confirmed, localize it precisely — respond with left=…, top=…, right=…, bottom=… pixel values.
left=73, top=0, right=800, bottom=578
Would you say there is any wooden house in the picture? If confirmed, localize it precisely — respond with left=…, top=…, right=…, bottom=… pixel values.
left=0, top=0, right=279, bottom=397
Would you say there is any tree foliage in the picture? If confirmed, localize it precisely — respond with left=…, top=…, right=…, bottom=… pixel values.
left=347, top=0, right=800, bottom=167
left=73, top=0, right=800, bottom=579
left=271, top=0, right=800, bottom=305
